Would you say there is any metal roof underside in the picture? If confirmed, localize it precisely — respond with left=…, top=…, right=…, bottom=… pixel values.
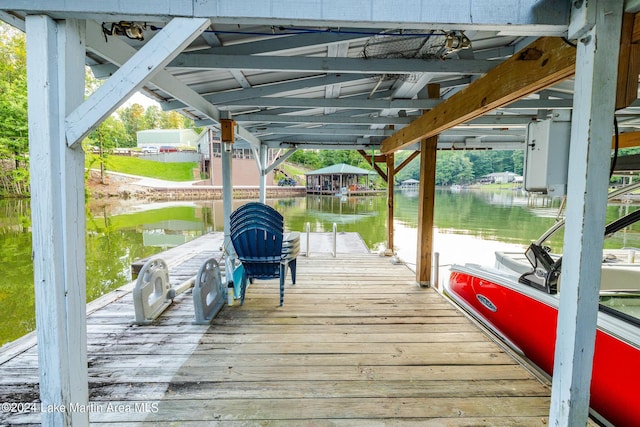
left=2, top=1, right=640, bottom=152
left=305, top=163, right=379, bottom=175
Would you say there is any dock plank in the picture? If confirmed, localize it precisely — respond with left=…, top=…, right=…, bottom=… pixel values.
left=0, top=233, right=558, bottom=425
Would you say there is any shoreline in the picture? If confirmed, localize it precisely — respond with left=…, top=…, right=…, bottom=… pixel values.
left=86, top=169, right=306, bottom=201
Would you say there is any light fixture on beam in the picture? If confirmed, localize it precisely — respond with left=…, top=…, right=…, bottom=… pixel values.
left=445, top=31, right=471, bottom=51
left=102, top=22, right=147, bottom=41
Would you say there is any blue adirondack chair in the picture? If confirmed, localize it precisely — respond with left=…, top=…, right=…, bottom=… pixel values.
left=230, top=203, right=299, bottom=306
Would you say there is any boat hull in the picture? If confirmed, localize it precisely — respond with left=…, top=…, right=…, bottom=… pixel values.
left=446, top=265, right=640, bottom=426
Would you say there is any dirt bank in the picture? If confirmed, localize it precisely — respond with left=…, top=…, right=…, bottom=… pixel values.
left=86, top=170, right=152, bottom=200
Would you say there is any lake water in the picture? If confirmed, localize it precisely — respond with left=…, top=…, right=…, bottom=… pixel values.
left=0, top=188, right=571, bottom=345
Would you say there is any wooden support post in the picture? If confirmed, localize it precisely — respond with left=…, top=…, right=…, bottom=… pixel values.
left=550, top=1, right=623, bottom=425
left=386, top=152, right=395, bottom=255
left=416, top=84, right=440, bottom=287
left=357, top=150, right=388, bottom=182
left=26, top=16, right=89, bottom=426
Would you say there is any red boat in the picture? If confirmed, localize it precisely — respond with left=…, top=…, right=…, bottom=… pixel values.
left=445, top=186, right=640, bottom=426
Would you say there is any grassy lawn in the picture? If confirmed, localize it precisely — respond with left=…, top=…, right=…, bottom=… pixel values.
left=281, top=163, right=310, bottom=185
left=86, top=154, right=197, bottom=181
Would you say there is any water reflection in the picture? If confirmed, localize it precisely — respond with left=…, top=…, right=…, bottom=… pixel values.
left=2, top=189, right=639, bottom=345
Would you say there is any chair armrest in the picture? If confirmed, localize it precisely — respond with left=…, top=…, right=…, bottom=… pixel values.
left=283, top=232, right=300, bottom=244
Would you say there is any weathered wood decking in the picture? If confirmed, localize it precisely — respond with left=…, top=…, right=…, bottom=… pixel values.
left=0, top=233, right=554, bottom=425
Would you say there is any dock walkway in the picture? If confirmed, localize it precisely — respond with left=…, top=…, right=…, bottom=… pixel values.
left=0, top=233, right=553, bottom=425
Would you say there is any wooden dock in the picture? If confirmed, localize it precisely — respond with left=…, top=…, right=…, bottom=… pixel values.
left=0, top=233, right=555, bottom=425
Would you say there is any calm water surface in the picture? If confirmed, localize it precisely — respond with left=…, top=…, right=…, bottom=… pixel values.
left=2, top=188, right=633, bottom=345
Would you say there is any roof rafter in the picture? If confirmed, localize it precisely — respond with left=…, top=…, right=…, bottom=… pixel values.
left=220, top=93, right=574, bottom=111
left=168, top=54, right=496, bottom=75
left=202, top=31, right=368, bottom=55
left=163, top=73, right=372, bottom=110
left=381, top=37, right=576, bottom=153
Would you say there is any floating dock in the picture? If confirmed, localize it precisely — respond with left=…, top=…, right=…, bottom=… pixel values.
left=0, top=232, right=561, bottom=425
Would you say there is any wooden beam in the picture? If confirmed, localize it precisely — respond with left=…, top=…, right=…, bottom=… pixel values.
left=616, top=13, right=640, bottom=109
left=357, top=150, right=387, bottom=182
left=357, top=150, right=387, bottom=163
left=632, top=11, right=640, bottom=41
left=616, top=130, right=640, bottom=148
left=395, top=150, right=420, bottom=174
left=373, top=164, right=388, bottom=183
left=381, top=37, right=576, bottom=153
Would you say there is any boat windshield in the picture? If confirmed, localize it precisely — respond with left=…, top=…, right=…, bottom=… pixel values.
left=535, top=181, right=640, bottom=252
left=520, top=185, right=640, bottom=326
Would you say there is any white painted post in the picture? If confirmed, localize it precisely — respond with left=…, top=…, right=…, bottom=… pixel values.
left=550, top=1, right=623, bottom=426
left=222, top=142, right=236, bottom=280
left=26, top=16, right=89, bottom=426
left=306, top=222, right=310, bottom=257
left=259, top=144, right=268, bottom=203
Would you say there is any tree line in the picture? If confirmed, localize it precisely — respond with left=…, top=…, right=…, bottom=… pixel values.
left=290, top=149, right=524, bottom=186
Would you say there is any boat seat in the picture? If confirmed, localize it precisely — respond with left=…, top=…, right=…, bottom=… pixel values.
left=599, top=264, right=640, bottom=293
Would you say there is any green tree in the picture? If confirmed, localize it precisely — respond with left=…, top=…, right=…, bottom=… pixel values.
left=118, top=103, right=146, bottom=138
left=512, top=150, right=524, bottom=175
left=160, top=110, right=187, bottom=129
left=0, top=23, right=28, bottom=197
left=435, top=151, right=473, bottom=185
left=90, top=115, right=130, bottom=148
left=143, top=105, right=163, bottom=129
left=394, top=150, right=421, bottom=183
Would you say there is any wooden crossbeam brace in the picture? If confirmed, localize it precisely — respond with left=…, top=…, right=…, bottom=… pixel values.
left=381, top=37, right=576, bottom=153
left=357, top=150, right=387, bottom=182
left=358, top=152, right=387, bottom=163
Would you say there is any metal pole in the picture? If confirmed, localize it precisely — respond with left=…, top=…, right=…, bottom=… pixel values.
left=332, top=223, right=337, bottom=257
left=432, top=252, right=440, bottom=290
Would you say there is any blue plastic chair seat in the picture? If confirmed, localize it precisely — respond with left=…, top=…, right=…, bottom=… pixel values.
left=230, top=203, right=299, bottom=306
